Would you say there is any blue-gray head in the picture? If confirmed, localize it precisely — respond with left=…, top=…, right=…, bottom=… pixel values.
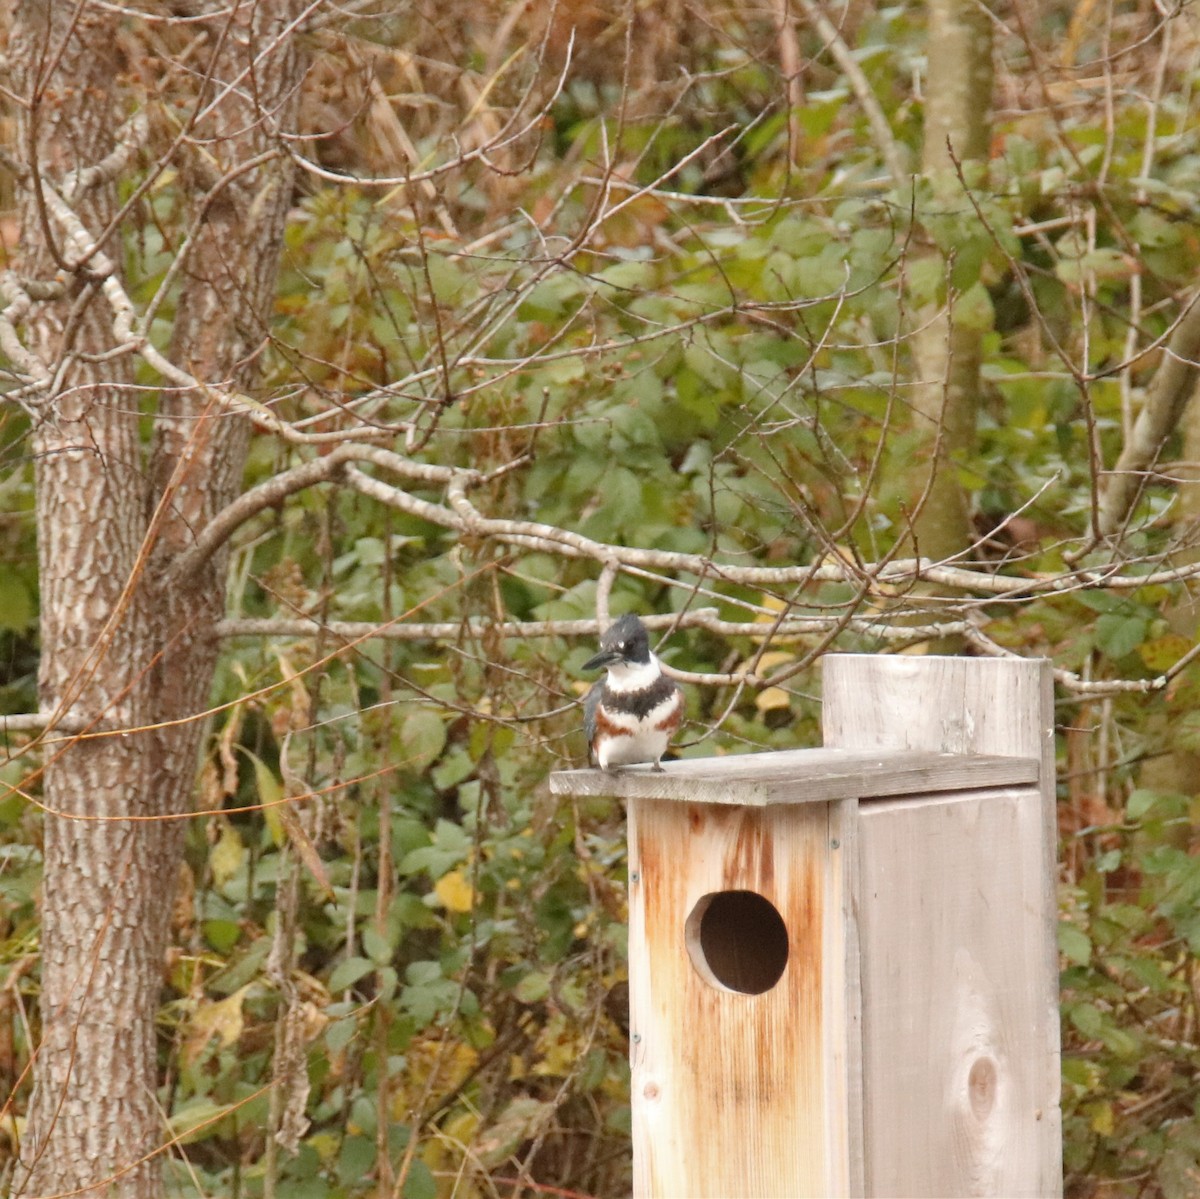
left=581, top=613, right=651, bottom=671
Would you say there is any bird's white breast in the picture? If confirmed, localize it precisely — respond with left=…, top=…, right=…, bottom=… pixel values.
left=603, top=654, right=665, bottom=693
left=593, top=675, right=682, bottom=770
left=596, top=723, right=671, bottom=769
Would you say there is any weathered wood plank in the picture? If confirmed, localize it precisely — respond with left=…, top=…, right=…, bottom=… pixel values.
left=856, top=788, right=1058, bottom=1197
left=628, top=796, right=852, bottom=1197
left=549, top=748, right=1038, bottom=806
left=823, top=654, right=1061, bottom=1198
left=821, top=653, right=1053, bottom=766
left=828, top=795, right=864, bottom=1198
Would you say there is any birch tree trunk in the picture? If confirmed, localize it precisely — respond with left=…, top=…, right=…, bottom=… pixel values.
left=12, top=4, right=306, bottom=1195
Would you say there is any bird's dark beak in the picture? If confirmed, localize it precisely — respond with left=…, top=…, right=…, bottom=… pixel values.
left=582, top=649, right=620, bottom=671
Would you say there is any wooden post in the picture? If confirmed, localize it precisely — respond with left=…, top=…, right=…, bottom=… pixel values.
left=549, top=654, right=1061, bottom=1199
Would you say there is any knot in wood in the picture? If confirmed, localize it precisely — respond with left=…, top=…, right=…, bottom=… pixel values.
left=967, top=1054, right=999, bottom=1121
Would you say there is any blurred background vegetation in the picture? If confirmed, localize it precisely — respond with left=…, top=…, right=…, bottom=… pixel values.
left=5, top=0, right=1200, bottom=1194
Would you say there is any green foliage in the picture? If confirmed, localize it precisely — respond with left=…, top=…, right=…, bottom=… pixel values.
left=7, top=0, right=1200, bottom=1194
left=1060, top=788, right=1200, bottom=1193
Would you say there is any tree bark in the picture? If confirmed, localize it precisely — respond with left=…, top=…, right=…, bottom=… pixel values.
left=909, top=0, right=994, bottom=567
left=13, top=4, right=306, bottom=1195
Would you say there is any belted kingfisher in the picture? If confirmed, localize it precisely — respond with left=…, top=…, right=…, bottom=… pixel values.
left=582, top=613, right=684, bottom=771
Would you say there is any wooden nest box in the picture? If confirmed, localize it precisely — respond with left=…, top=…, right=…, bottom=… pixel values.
left=550, top=654, right=1062, bottom=1198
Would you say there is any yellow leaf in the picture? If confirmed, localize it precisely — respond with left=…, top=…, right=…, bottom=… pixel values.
left=755, top=686, right=792, bottom=713
left=756, top=592, right=788, bottom=617
left=241, top=748, right=284, bottom=844
left=394, top=1036, right=479, bottom=1116
left=185, top=985, right=249, bottom=1064
left=443, top=1109, right=480, bottom=1147
left=434, top=869, right=476, bottom=913
left=210, top=824, right=246, bottom=889
left=0, top=1114, right=24, bottom=1150
left=275, top=651, right=312, bottom=731
left=1085, top=1100, right=1115, bottom=1136
left=532, top=1012, right=580, bottom=1076
left=217, top=704, right=245, bottom=797
left=308, top=1132, right=338, bottom=1164
left=277, top=802, right=334, bottom=900
left=752, top=650, right=795, bottom=673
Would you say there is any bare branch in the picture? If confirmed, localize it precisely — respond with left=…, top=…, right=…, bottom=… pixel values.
left=215, top=611, right=973, bottom=684
left=1098, top=295, right=1200, bottom=537
left=172, top=446, right=362, bottom=578
left=62, top=109, right=150, bottom=201
left=0, top=271, right=53, bottom=394
left=287, top=26, right=575, bottom=192
left=341, top=460, right=1200, bottom=597
left=0, top=711, right=87, bottom=734
left=794, top=0, right=909, bottom=188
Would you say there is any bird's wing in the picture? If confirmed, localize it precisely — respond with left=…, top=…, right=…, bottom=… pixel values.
left=583, top=682, right=603, bottom=757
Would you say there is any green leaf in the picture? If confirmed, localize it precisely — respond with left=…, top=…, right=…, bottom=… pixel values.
left=424, top=254, right=469, bottom=303
left=533, top=354, right=586, bottom=386
left=1069, top=1001, right=1104, bottom=1039
left=1073, top=591, right=1130, bottom=615
left=597, top=259, right=655, bottom=291
left=1059, top=922, right=1092, bottom=967
left=169, top=1097, right=237, bottom=1144
left=1131, top=209, right=1181, bottom=250
left=513, top=970, right=551, bottom=1004
left=1127, top=789, right=1182, bottom=821
left=1081, top=247, right=1134, bottom=283
left=1099, top=1025, right=1140, bottom=1059
left=0, top=575, right=32, bottom=632
left=361, top=925, right=392, bottom=964
left=398, top=818, right=469, bottom=878
left=1062, top=1056, right=1099, bottom=1091
left=210, top=938, right=271, bottom=995
left=202, top=920, right=241, bottom=954
left=401, top=708, right=447, bottom=772
left=951, top=281, right=994, bottom=332
left=1175, top=711, right=1200, bottom=754
left=400, top=969, right=460, bottom=1024
left=406, top=959, right=442, bottom=986
left=517, top=274, right=583, bottom=321
left=324, top=1014, right=358, bottom=1056
left=767, top=216, right=827, bottom=256
left=403, top=1160, right=437, bottom=1199
left=1094, top=613, right=1148, bottom=659
left=431, top=747, right=474, bottom=790
left=337, top=1135, right=376, bottom=1188
left=329, top=956, right=375, bottom=992
left=906, top=256, right=944, bottom=307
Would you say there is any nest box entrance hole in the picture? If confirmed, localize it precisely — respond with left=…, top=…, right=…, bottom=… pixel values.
left=685, top=889, right=790, bottom=995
